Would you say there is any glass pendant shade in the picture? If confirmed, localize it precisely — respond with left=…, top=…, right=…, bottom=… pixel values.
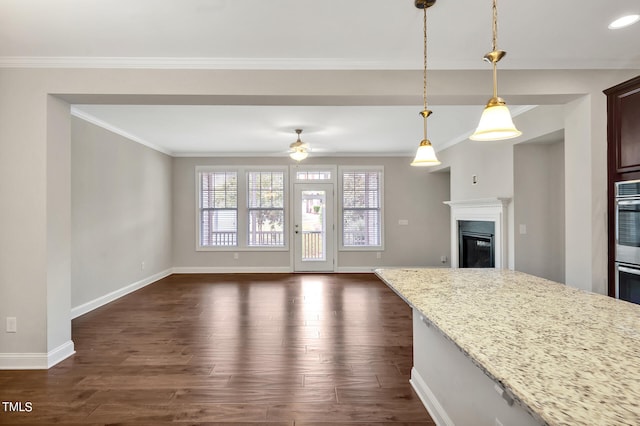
left=411, top=139, right=441, bottom=166
left=470, top=99, right=522, bottom=141
left=289, top=149, right=308, bottom=161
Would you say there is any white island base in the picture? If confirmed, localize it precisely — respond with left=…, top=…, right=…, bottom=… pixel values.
left=410, top=308, right=539, bottom=426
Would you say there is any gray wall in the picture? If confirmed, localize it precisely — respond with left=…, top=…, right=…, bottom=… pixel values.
left=514, top=141, right=566, bottom=283
left=71, top=117, right=173, bottom=309
left=439, top=141, right=514, bottom=202
left=172, top=156, right=451, bottom=270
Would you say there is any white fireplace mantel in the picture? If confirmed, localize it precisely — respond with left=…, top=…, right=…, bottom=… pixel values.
left=444, top=198, right=511, bottom=269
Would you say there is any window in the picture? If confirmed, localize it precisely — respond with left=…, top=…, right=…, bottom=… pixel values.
left=296, top=170, right=332, bottom=181
left=197, top=166, right=288, bottom=251
left=199, top=171, right=238, bottom=247
left=341, top=168, right=383, bottom=248
left=247, top=171, right=285, bottom=247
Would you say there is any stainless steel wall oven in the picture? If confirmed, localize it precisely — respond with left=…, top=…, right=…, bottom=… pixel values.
left=615, top=180, right=640, bottom=304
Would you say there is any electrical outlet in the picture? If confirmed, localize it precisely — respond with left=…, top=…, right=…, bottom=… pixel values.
left=6, top=317, right=17, bottom=333
left=440, top=255, right=448, bottom=263
left=141, top=261, right=145, bottom=271
left=376, top=252, right=382, bottom=259
left=233, top=252, right=239, bottom=260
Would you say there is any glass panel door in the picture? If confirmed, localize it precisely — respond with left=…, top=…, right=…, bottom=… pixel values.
left=294, top=183, right=334, bottom=272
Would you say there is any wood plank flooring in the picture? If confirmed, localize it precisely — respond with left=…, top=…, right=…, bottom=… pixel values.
left=0, top=273, right=434, bottom=425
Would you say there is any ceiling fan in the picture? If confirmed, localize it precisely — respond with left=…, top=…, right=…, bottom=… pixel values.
left=289, top=128, right=310, bottom=161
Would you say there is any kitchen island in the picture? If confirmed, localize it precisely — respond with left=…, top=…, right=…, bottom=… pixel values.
left=375, top=268, right=640, bottom=426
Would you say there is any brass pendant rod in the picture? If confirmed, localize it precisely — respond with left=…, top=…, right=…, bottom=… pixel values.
left=423, top=110, right=428, bottom=141
left=492, top=61, right=498, bottom=99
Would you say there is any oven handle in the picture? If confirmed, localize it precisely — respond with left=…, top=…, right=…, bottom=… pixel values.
left=618, top=265, right=640, bottom=275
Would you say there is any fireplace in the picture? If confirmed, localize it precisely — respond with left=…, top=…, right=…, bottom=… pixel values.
left=459, top=220, right=495, bottom=268
left=444, top=198, right=511, bottom=269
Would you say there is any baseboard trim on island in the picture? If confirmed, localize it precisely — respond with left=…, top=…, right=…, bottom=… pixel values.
left=410, top=367, right=455, bottom=426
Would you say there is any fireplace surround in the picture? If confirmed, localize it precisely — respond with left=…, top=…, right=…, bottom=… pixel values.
left=444, top=198, right=511, bottom=268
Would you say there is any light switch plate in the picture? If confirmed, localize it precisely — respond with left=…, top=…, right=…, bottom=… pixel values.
left=6, top=317, right=17, bottom=333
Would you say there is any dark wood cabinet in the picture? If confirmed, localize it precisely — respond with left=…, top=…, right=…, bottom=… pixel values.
left=605, top=75, right=640, bottom=297
left=606, top=77, right=640, bottom=173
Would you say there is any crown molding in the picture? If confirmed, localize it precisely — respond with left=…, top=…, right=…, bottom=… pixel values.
left=171, top=151, right=413, bottom=158
left=70, top=107, right=173, bottom=156
left=0, top=56, right=420, bottom=70
left=0, top=56, right=638, bottom=70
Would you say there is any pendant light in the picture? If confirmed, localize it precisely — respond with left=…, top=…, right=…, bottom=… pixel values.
left=289, top=129, right=309, bottom=161
left=411, top=0, right=441, bottom=167
left=470, top=0, right=522, bottom=141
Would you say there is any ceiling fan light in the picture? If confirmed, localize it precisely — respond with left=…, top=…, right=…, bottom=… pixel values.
left=289, top=148, right=308, bottom=161
left=411, top=140, right=441, bottom=166
left=470, top=103, right=522, bottom=141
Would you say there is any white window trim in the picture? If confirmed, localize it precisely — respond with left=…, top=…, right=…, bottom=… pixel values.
left=196, top=165, right=289, bottom=252
left=291, top=164, right=337, bottom=184
left=338, top=165, right=385, bottom=251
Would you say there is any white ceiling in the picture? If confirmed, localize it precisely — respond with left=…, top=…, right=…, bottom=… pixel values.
left=71, top=104, right=536, bottom=157
left=3, top=0, right=639, bottom=156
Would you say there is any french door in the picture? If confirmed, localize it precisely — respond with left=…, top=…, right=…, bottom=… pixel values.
left=293, top=183, right=335, bottom=272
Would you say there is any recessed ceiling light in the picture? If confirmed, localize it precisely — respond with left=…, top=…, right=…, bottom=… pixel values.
left=608, top=14, right=640, bottom=29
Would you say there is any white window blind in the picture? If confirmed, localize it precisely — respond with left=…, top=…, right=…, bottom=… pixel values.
left=247, top=171, right=285, bottom=247
left=199, top=171, right=238, bottom=246
left=342, top=170, right=382, bottom=247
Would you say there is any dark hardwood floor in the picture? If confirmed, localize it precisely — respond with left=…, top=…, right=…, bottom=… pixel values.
left=0, top=273, right=434, bottom=425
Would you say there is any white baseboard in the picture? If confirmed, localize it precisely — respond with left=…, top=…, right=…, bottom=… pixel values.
left=70, top=266, right=386, bottom=320
left=172, top=266, right=292, bottom=274
left=71, top=268, right=173, bottom=319
left=173, top=266, right=390, bottom=274
left=410, top=366, right=455, bottom=426
left=335, top=267, right=376, bottom=273
left=337, top=266, right=433, bottom=273
left=0, top=340, right=75, bottom=370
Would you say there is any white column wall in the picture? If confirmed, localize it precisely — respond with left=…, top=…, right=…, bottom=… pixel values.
left=0, top=75, right=49, bottom=355
left=46, top=95, right=72, bottom=354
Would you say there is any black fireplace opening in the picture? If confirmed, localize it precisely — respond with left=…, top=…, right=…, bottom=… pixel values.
left=459, top=220, right=495, bottom=268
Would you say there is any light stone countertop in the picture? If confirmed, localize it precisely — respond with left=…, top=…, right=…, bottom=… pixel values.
left=374, top=268, right=640, bottom=426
